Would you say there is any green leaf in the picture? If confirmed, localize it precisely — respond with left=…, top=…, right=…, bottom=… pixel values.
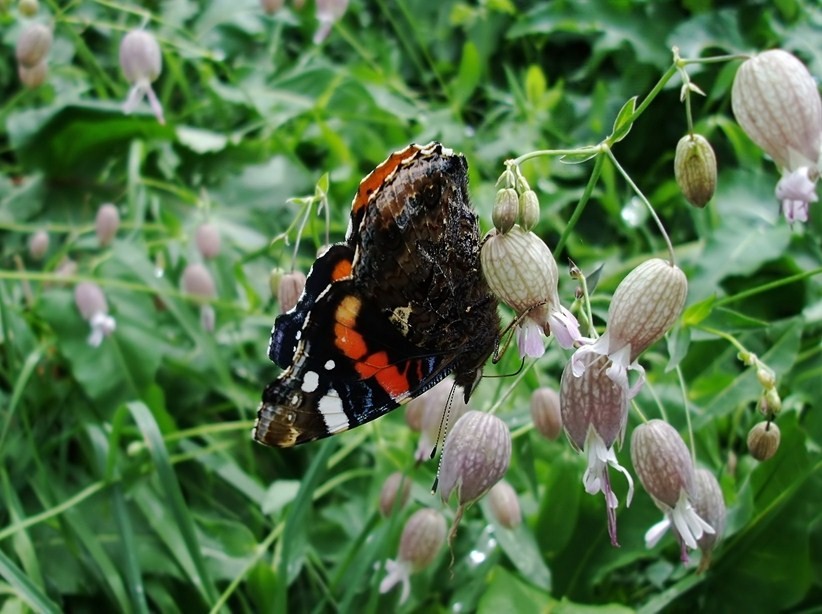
left=609, top=96, right=638, bottom=143
left=0, top=550, right=60, bottom=614
left=452, top=41, right=482, bottom=109
left=477, top=566, right=550, bottom=613
left=261, top=480, right=301, bottom=516
left=559, top=150, right=600, bottom=165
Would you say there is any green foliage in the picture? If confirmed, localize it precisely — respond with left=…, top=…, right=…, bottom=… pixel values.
left=1, top=0, right=821, bottom=612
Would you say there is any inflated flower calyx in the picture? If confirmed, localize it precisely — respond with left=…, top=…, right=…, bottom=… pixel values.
left=530, top=386, right=562, bottom=441
left=18, top=60, right=47, bottom=89
left=731, top=50, right=822, bottom=171
left=518, top=189, right=540, bottom=231
left=379, top=508, right=446, bottom=604
left=747, top=421, right=780, bottom=461
left=195, top=223, right=221, bottom=259
left=278, top=271, right=306, bottom=314
left=95, top=204, right=120, bottom=247
left=259, top=0, right=284, bottom=13
left=74, top=282, right=117, bottom=347
left=120, top=29, right=165, bottom=124
left=411, top=378, right=469, bottom=463
left=182, top=263, right=217, bottom=331
left=492, top=188, right=518, bottom=233
left=379, top=472, right=411, bottom=517
left=693, top=468, right=726, bottom=572
left=15, top=22, right=51, bottom=67
left=28, top=229, right=49, bottom=260
left=487, top=480, right=522, bottom=529
left=674, top=134, right=717, bottom=207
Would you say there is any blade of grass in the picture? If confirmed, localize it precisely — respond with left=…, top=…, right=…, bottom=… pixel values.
left=0, top=471, right=45, bottom=592
left=0, top=549, right=61, bottom=614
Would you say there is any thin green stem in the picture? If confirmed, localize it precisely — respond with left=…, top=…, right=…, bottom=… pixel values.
left=510, top=146, right=601, bottom=167
left=676, top=364, right=696, bottom=464
left=556, top=152, right=606, bottom=255
left=714, top=267, right=822, bottom=306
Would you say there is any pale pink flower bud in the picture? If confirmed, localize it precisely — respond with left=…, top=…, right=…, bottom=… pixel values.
left=693, top=469, right=725, bottom=572
left=379, top=508, right=446, bottom=604
left=379, top=472, right=412, bottom=517
left=120, top=29, right=165, bottom=124
left=747, top=421, right=780, bottom=461
left=487, top=480, right=522, bottom=529
left=18, top=60, right=47, bottom=89
left=182, top=263, right=216, bottom=331
left=195, top=223, right=221, bottom=259
left=95, top=203, right=120, bottom=247
left=731, top=49, right=822, bottom=171
left=572, top=258, right=687, bottom=396
left=530, top=386, right=562, bottom=441
left=15, top=23, right=51, bottom=68
left=632, top=420, right=713, bottom=561
left=438, top=410, right=511, bottom=506
left=412, top=378, right=469, bottom=462
left=674, top=134, right=717, bottom=208
left=278, top=271, right=306, bottom=314
left=492, top=188, right=518, bottom=233
left=560, top=354, right=632, bottom=546
left=74, top=282, right=116, bottom=346
left=481, top=225, right=581, bottom=356
left=28, top=229, right=49, bottom=260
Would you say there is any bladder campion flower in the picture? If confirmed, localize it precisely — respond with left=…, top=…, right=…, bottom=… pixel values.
left=120, top=29, right=165, bottom=124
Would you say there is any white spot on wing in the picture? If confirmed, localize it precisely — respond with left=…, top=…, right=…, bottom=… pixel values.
left=319, top=392, right=349, bottom=433
left=302, top=370, right=320, bottom=393
left=324, top=359, right=335, bottom=370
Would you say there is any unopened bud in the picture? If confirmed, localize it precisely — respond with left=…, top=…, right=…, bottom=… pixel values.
left=269, top=267, right=284, bottom=298
left=18, top=60, right=47, bottom=89
left=95, top=203, right=120, bottom=247
left=693, top=468, right=725, bottom=572
left=518, top=190, right=540, bottom=230
left=487, top=480, right=521, bottom=529
left=492, top=188, right=518, bottom=233
left=747, top=421, right=780, bottom=461
left=759, top=388, right=782, bottom=417
left=19, top=0, right=38, bottom=16
left=259, top=0, right=284, bottom=13
left=756, top=366, right=776, bottom=390
left=120, top=30, right=162, bottom=85
left=379, top=472, right=411, bottom=517
left=15, top=22, right=51, bottom=68
left=530, top=386, right=562, bottom=441
left=28, top=229, right=49, bottom=260
left=278, top=271, right=306, bottom=314
left=674, top=134, right=717, bottom=207
left=195, top=223, right=221, bottom=259
left=182, top=263, right=216, bottom=299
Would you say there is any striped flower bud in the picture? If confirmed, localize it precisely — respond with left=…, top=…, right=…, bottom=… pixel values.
left=674, top=134, right=717, bottom=207
left=572, top=258, right=687, bottom=397
left=182, top=263, right=216, bottom=331
left=731, top=50, right=822, bottom=171
left=18, top=59, right=47, bottom=89
left=439, top=410, right=511, bottom=506
left=487, top=480, right=522, bottom=529
left=492, top=188, right=518, bottom=233
left=95, top=203, right=120, bottom=247
left=120, top=29, right=165, bottom=124
left=278, top=271, right=306, bottom=314
left=379, top=472, right=411, bottom=517
left=195, top=223, right=221, bottom=259
left=28, top=229, right=49, bottom=260
left=15, top=22, right=51, bottom=68
left=411, top=377, right=469, bottom=462
left=379, top=508, right=446, bottom=604
left=530, top=386, right=562, bottom=441
left=632, top=420, right=713, bottom=561
left=518, top=190, right=540, bottom=231
left=693, top=469, right=725, bottom=572
left=74, top=282, right=116, bottom=347
left=560, top=354, right=632, bottom=546
left=747, top=421, right=780, bottom=461
left=481, top=225, right=580, bottom=356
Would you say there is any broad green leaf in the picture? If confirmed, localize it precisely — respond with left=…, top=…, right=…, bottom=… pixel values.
left=452, top=41, right=482, bottom=109
left=0, top=550, right=60, bottom=614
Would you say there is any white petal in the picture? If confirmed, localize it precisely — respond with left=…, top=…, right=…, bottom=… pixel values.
left=644, top=517, right=671, bottom=549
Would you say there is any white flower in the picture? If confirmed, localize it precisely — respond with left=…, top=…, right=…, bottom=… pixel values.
left=775, top=166, right=818, bottom=224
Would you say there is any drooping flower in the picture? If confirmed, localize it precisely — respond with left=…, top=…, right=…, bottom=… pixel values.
left=95, top=203, right=120, bottom=247
left=731, top=49, right=822, bottom=223
left=182, top=263, right=216, bottom=331
left=560, top=354, right=633, bottom=546
left=278, top=271, right=306, bottom=314
left=408, top=378, right=469, bottom=463
left=481, top=225, right=581, bottom=358
left=747, top=420, right=780, bottom=461
left=28, top=229, right=49, bottom=261
left=632, top=419, right=714, bottom=562
left=379, top=508, right=446, bottom=604
left=15, top=23, right=51, bottom=68
left=120, top=29, right=165, bottom=124
left=313, top=0, right=349, bottom=44
left=571, top=258, right=687, bottom=397
left=195, top=223, right=221, bottom=259
left=530, top=386, right=562, bottom=441
left=379, top=472, right=412, bottom=517
left=487, top=479, right=522, bottom=529
left=693, top=469, right=726, bottom=572
left=74, top=282, right=116, bottom=347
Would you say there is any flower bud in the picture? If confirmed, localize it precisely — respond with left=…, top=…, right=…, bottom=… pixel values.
left=693, top=469, right=725, bottom=571
left=269, top=267, right=284, bottom=298
left=747, top=421, right=780, bottom=461
left=74, top=282, right=116, bottom=346
left=756, top=366, right=776, bottom=390
left=15, top=23, right=51, bottom=68
left=379, top=472, right=411, bottom=517
left=674, top=134, right=717, bottom=207
left=120, top=30, right=162, bottom=85
left=182, top=263, right=216, bottom=299
left=518, top=189, right=540, bottom=230
left=492, top=188, right=518, bottom=233
left=259, top=0, right=284, bottom=13
left=759, top=388, right=782, bottom=417
left=314, top=0, right=349, bottom=44
left=95, top=203, right=120, bottom=247
left=28, top=229, right=49, bottom=260
left=438, top=410, right=511, bottom=506
left=607, top=258, right=688, bottom=362
left=19, top=0, right=38, bottom=16
left=18, top=60, right=47, bottom=89
left=530, top=386, right=562, bottom=441
left=405, top=396, right=425, bottom=432
left=631, top=419, right=695, bottom=510
left=731, top=50, right=822, bottom=170
left=278, top=271, right=306, bottom=314
left=195, top=223, right=221, bottom=259
left=487, top=480, right=521, bottom=529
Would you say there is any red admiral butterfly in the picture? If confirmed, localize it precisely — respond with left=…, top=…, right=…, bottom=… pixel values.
left=255, top=142, right=500, bottom=447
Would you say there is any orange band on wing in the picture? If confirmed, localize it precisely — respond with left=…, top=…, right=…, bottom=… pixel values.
left=351, top=145, right=422, bottom=217
left=354, top=351, right=412, bottom=399
left=331, top=258, right=352, bottom=281
left=335, top=323, right=367, bottom=360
